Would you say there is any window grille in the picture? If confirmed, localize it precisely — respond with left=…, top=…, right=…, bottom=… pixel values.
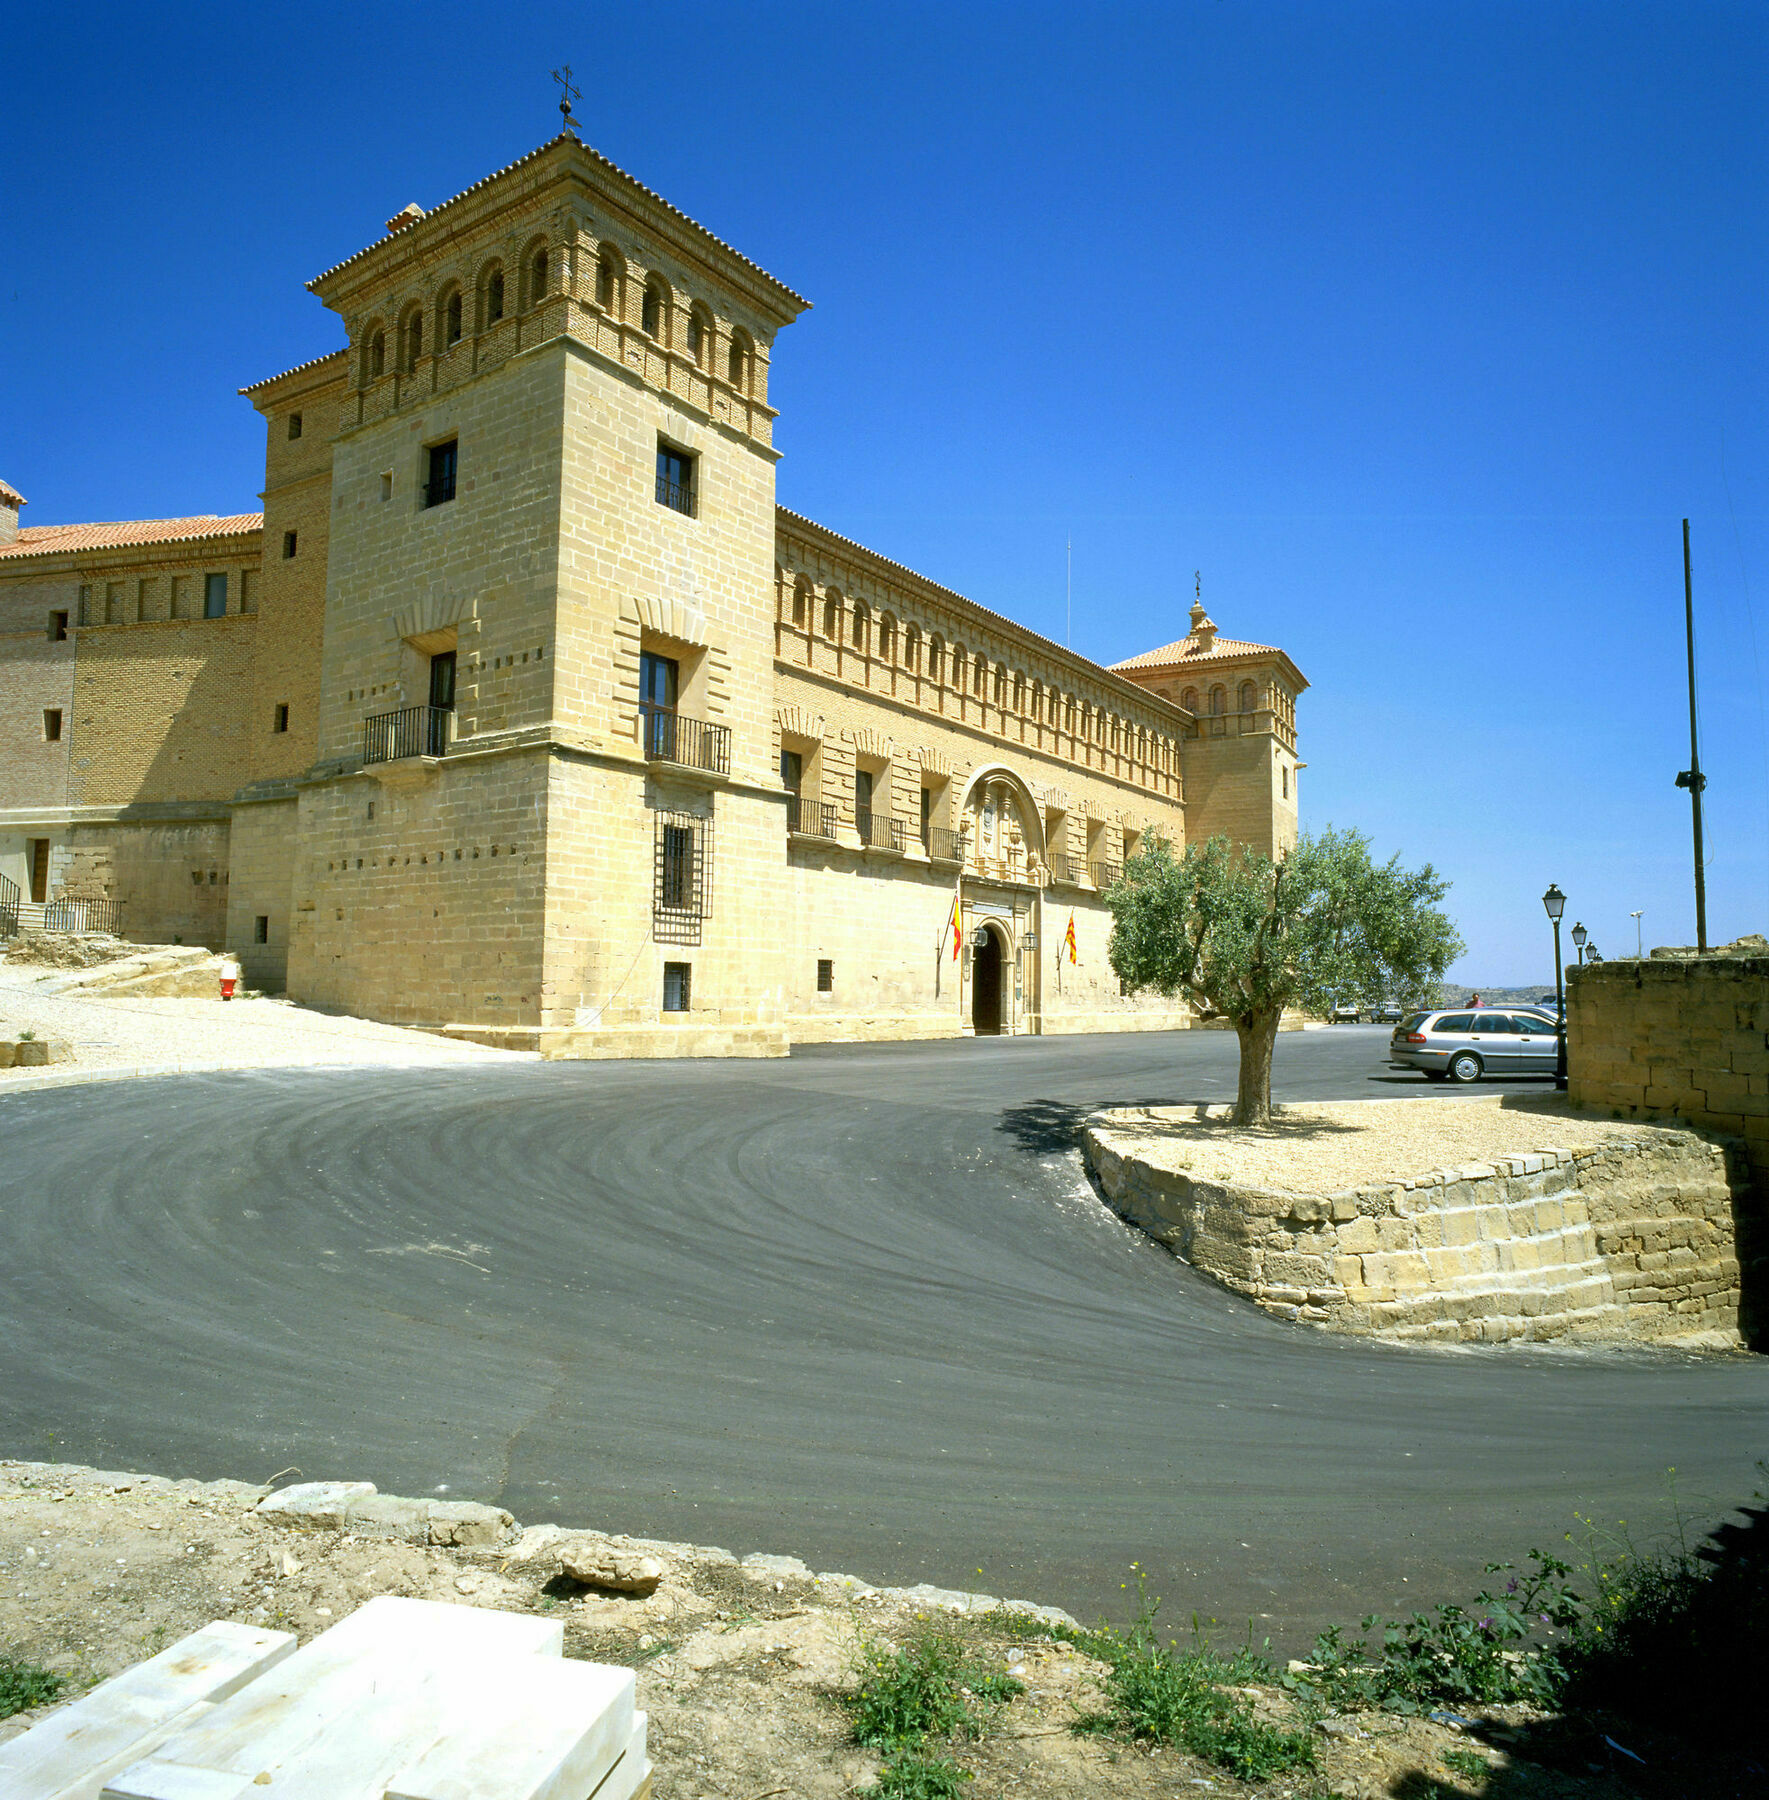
left=653, top=809, right=712, bottom=944
left=817, top=958, right=834, bottom=993
left=663, top=961, right=692, bottom=1012
left=425, top=440, right=457, bottom=508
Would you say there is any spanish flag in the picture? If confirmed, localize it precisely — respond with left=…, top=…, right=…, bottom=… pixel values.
left=1064, top=912, right=1078, bottom=964
left=949, top=895, right=963, bottom=961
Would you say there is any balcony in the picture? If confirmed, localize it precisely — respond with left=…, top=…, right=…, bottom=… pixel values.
left=1088, top=861, right=1122, bottom=890
left=786, top=794, right=839, bottom=839
left=856, top=810, right=904, bottom=852
left=363, top=704, right=450, bottom=765
left=1046, top=852, right=1087, bottom=885
left=641, top=707, right=730, bottom=777
left=921, top=826, right=964, bottom=863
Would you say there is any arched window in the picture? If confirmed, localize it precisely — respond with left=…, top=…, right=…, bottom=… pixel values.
left=596, top=249, right=620, bottom=312
left=973, top=657, right=986, bottom=698
left=822, top=592, right=840, bottom=639
left=642, top=278, right=668, bottom=339
left=1209, top=686, right=1226, bottom=716
left=442, top=288, right=462, bottom=348
left=993, top=665, right=1005, bottom=705
left=903, top=624, right=920, bottom=674
left=727, top=329, right=751, bottom=391
left=399, top=305, right=423, bottom=372
left=878, top=613, right=896, bottom=663
left=528, top=245, right=549, bottom=308
left=1180, top=686, right=1198, bottom=714
left=851, top=602, right=869, bottom=650
left=929, top=634, right=945, bottom=682
left=792, top=576, right=810, bottom=629
left=482, top=264, right=505, bottom=327
left=687, top=305, right=711, bottom=367
left=362, top=324, right=386, bottom=384
left=1239, top=680, right=1256, bottom=713
left=1064, top=695, right=1075, bottom=732
left=1014, top=672, right=1026, bottom=713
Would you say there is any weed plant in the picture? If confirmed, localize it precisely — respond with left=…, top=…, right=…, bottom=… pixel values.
left=846, top=1618, right=1023, bottom=1796
left=0, top=1656, right=65, bottom=1720
left=1071, top=1574, right=1317, bottom=1781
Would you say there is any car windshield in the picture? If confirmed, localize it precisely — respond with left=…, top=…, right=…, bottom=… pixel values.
left=1399, top=1013, right=1429, bottom=1031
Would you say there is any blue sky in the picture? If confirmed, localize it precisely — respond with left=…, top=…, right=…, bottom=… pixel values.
left=4, top=2, right=1764, bottom=981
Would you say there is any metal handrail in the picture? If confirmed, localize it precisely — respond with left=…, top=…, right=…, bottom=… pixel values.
left=785, top=795, right=838, bottom=839
left=655, top=475, right=694, bottom=515
left=1088, top=861, right=1122, bottom=889
left=363, top=704, right=451, bottom=764
left=856, top=810, right=904, bottom=851
left=41, top=896, right=123, bottom=936
left=1046, top=853, right=1087, bottom=885
left=0, top=872, right=20, bottom=936
left=922, top=826, right=964, bottom=862
left=640, top=706, right=731, bottom=776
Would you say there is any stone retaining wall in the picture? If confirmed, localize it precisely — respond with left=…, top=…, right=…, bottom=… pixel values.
left=1084, top=1118, right=1743, bottom=1346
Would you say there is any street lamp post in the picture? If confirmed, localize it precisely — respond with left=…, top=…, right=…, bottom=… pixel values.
left=1543, top=884, right=1568, bottom=1092
left=1571, top=921, right=1588, bottom=967
left=1630, top=910, right=1644, bottom=959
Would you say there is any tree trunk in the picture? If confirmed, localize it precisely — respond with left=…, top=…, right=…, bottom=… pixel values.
left=1232, top=1010, right=1282, bottom=1125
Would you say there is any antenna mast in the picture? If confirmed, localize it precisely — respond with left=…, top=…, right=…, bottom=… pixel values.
left=1065, top=536, right=1071, bottom=648
left=1674, top=518, right=1709, bottom=950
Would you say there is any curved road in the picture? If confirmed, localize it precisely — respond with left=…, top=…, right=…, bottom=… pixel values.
left=3, top=1026, right=1764, bottom=1641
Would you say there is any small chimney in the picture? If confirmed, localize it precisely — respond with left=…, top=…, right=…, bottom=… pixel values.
left=0, top=479, right=23, bottom=547
left=385, top=203, right=426, bottom=236
left=1188, top=599, right=1217, bottom=653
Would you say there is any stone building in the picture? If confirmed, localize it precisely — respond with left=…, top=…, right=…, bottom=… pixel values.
left=0, top=132, right=1307, bottom=1056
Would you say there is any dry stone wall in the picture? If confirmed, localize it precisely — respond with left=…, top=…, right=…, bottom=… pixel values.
left=1085, top=1117, right=1743, bottom=1346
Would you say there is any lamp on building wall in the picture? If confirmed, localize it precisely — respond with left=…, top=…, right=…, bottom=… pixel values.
left=1571, top=920, right=1588, bottom=967
left=1542, top=884, right=1568, bottom=1091
left=972, top=926, right=991, bottom=949
left=1022, top=931, right=1037, bottom=951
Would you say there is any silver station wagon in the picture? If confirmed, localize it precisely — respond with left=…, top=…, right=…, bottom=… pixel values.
left=1389, top=1009, right=1562, bottom=1083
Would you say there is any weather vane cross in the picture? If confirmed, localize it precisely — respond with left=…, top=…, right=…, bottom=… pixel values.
left=1195, top=569, right=1202, bottom=602
left=551, top=65, right=581, bottom=135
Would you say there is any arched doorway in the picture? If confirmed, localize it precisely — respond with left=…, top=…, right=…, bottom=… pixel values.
left=971, top=925, right=1004, bottom=1036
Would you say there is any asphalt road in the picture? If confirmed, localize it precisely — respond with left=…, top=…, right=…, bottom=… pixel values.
left=3, top=1025, right=1765, bottom=1642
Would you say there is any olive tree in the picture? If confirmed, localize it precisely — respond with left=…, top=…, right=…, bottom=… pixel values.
left=1104, top=828, right=1463, bottom=1125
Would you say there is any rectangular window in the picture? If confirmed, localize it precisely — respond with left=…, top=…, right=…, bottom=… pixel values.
left=28, top=838, right=50, bottom=904
left=287, top=412, right=303, bottom=441
left=920, top=786, right=932, bottom=844
left=78, top=585, right=91, bottom=625
left=655, top=443, right=695, bottom=515
left=424, top=439, right=458, bottom=508
left=380, top=472, right=393, bottom=503
left=817, top=958, right=834, bottom=993
left=273, top=704, right=289, bottom=733
left=1282, top=765, right=1289, bottom=799
left=254, top=915, right=270, bottom=943
left=106, top=582, right=123, bottom=623
left=203, top=573, right=227, bottom=618
left=653, top=809, right=711, bottom=944
left=137, top=578, right=151, bottom=620
left=43, top=708, right=62, bottom=742
left=663, top=961, right=692, bottom=1013
left=282, top=530, right=297, bottom=559
left=48, top=610, right=68, bottom=641
left=169, top=576, right=187, bottom=619
left=780, top=749, right=802, bottom=793
left=238, top=569, right=255, bottom=614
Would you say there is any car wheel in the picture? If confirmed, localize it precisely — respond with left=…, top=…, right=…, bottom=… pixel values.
left=1447, top=1051, right=1482, bottom=1084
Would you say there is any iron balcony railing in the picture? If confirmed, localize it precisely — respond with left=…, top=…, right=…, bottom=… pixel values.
left=856, top=810, right=904, bottom=851
left=655, top=474, right=694, bottom=515
left=41, top=896, right=123, bottom=936
left=1046, top=852, right=1087, bottom=885
left=921, top=826, right=964, bottom=862
left=785, top=795, right=838, bottom=839
left=363, top=704, right=451, bottom=765
left=1088, top=861, right=1123, bottom=890
left=640, top=706, right=731, bottom=776
left=0, top=872, right=20, bottom=936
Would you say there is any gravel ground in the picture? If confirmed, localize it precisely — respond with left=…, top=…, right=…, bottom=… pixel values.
left=0, top=962, right=532, bottom=1080
left=1095, top=1095, right=1661, bottom=1192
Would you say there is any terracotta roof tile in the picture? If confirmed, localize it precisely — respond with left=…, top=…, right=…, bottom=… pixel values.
left=307, top=133, right=808, bottom=312
left=239, top=348, right=350, bottom=397
left=1110, top=634, right=1282, bottom=670
left=0, top=478, right=25, bottom=508
left=0, top=513, right=264, bottom=560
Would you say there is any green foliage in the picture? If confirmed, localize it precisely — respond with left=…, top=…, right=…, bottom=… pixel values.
left=1440, top=1745, right=1489, bottom=1782
left=0, top=1655, right=66, bottom=1720
left=847, top=1619, right=1022, bottom=1795
left=1105, top=827, right=1461, bottom=1118
left=867, top=1747, right=973, bottom=1798
left=1292, top=1550, right=1582, bottom=1715
left=1072, top=1577, right=1316, bottom=1781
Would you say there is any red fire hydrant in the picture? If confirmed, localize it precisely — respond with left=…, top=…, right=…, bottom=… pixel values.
left=219, top=954, right=242, bottom=1001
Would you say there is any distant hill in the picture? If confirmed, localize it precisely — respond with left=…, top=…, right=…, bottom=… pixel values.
left=1436, top=983, right=1560, bottom=1007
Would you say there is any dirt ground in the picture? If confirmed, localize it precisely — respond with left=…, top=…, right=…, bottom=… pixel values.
left=1, top=1459, right=1699, bottom=1799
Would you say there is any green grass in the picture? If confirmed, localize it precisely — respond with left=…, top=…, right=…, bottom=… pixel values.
left=0, top=1656, right=66, bottom=1721
left=869, top=1747, right=974, bottom=1797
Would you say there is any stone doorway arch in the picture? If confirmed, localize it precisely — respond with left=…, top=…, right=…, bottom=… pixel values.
left=971, top=922, right=1006, bottom=1036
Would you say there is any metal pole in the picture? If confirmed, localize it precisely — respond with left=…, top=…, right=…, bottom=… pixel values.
left=1682, top=519, right=1708, bottom=950
left=1553, top=916, right=1567, bottom=1092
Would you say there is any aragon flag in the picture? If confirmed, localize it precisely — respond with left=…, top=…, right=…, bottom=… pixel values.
left=1064, top=912, right=1078, bottom=963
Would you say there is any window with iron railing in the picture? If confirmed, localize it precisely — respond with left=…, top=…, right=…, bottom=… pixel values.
left=424, top=439, right=458, bottom=509
left=654, top=809, right=712, bottom=944
left=656, top=443, right=695, bottom=516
